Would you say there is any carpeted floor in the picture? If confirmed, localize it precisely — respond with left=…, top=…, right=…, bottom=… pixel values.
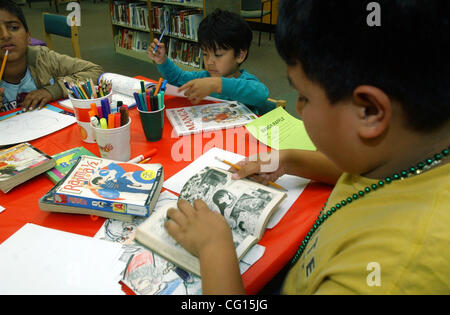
left=20, top=1, right=299, bottom=116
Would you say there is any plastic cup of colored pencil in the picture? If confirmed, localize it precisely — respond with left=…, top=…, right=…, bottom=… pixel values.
left=69, top=86, right=113, bottom=143
left=138, top=106, right=165, bottom=142
left=91, top=118, right=131, bottom=161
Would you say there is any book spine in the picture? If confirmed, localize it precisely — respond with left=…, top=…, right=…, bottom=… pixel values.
left=53, top=191, right=149, bottom=217
left=165, top=108, right=188, bottom=136
left=45, top=169, right=63, bottom=184
left=144, top=165, right=164, bottom=204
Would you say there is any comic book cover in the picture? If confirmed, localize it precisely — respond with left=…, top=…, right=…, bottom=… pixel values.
left=45, top=146, right=97, bottom=184
left=53, top=155, right=163, bottom=217
left=166, top=102, right=257, bottom=136
left=0, top=143, right=51, bottom=180
left=0, top=143, right=54, bottom=193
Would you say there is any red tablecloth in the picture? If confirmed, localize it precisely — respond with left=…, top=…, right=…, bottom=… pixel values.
left=0, top=76, right=332, bottom=294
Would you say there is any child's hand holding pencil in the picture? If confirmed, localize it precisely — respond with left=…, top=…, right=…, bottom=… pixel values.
left=148, top=37, right=167, bottom=65
left=216, top=153, right=288, bottom=192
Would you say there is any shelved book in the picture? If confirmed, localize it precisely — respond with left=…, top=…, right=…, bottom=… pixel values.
left=115, top=28, right=150, bottom=52
left=40, top=155, right=164, bottom=218
left=151, top=5, right=203, bottom=41
left=166, top=102, right=258, bottom=136
left=0, top=143, right=55, bottom=193
left=46, top=147, right=97, bottom=184
left=166, top=37, right=203, bottom=69
left=135, top=166, right=287, bottom=276
left=111, top=1, right=149, bottom=31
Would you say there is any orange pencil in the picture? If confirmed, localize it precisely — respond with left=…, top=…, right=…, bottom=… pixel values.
left=215, top=157, right=288, bottom=191
left=154, top=78, right=163, bottom=96
left=108, top=113, right=115, bottom=129
left=0, top=50, right=8, bottom=81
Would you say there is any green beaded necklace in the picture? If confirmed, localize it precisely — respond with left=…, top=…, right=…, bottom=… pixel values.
left=291, top=146, right=450, bottom=266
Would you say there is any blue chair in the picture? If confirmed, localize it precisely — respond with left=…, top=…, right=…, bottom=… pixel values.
left=43, top=12, right=81, bottom=58
left=241, top=0, right=273, bottom=46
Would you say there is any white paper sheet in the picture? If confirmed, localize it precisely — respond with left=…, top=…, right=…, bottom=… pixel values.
left=0, top=108, right=76, bottom=146
left=0, top=223, right=124, bottom=295
left=164, top=83, right=227, bottom=102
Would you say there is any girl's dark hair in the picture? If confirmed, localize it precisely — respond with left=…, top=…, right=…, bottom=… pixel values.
left=276, top=0, right=450, bottom=132
left=0, top=0, right=29, bottom=32
left=198, top=9, right=253, bottom=64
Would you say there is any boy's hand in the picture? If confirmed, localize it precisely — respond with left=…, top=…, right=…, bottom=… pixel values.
left=147, top=39, right=167, bottom=65
left=230, top=150, right=287, bottom=185
left=178, top=77, right=222, bottom=104
left=21, top=89, right=52, bottom=111
left=165, top=199, right=233, bottom=258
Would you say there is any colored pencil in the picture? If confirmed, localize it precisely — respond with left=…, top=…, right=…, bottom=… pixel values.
left=0, top=50, right=8, bottom=81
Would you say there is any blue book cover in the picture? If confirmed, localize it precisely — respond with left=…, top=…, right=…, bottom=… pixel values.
left=52, top=155, right=163, bottom=217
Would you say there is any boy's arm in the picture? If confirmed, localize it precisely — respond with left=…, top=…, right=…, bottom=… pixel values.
left=40, top=48, right=104, bottom=100
left=283, top=150, right=343, bottom=185
left=221, top=76, right=269, bottom=107
left=157, top=58, right=208, bottom=87
left=165, top=199, right=246, bottom=295
left=233, top=150, right=342, bottom=186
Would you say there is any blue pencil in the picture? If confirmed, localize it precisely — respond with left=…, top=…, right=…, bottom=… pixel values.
left=153, top=27, right=166, bottom=54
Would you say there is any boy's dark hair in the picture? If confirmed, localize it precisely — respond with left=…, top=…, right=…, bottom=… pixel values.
left=0, top=0, right=29, bottom=32
left=198, top=9, right=253, bottom=64
left=276, top=0, right=450, bottom=132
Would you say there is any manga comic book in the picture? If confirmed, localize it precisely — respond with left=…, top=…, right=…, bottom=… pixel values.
left=0, top=142, right=55, bottom=193
left=166, top=102, right=257, bottom=136
left=135, top=167, right=286, bottom=276
left=46, top=155, right=163, bottom=217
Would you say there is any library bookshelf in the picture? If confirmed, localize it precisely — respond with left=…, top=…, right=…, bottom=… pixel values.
left=108, top=0, right=240, bottom=71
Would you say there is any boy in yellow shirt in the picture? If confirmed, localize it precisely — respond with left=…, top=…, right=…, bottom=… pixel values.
left=164, top=0, right=450, bottom=294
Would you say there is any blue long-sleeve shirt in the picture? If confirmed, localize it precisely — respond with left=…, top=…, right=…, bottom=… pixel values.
left=157, top=58, right=274, bottom=114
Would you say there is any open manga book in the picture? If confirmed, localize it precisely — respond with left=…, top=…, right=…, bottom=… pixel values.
left=135, top=166, right=287, bottom=277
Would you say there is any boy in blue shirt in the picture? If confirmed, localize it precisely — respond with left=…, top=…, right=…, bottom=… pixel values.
left=148, top=9, right=272, bottom=115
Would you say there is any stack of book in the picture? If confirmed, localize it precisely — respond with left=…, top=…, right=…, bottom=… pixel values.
left=0, top=143, right=55, bottom=193
left=39, top=155, right=164, bottom=222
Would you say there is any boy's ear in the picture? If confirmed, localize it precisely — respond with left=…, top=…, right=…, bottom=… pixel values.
left=26, top=31, right=31, bottom=45
left=236, top=49, right=248, bottom=64
left=352, top=85, right=391, bottom=140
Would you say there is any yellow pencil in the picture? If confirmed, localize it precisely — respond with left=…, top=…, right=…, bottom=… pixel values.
left=138, top=157, right=152, bottom=164
left=216, top=157, right=288, bottom=192
left=0, top=50, right=9, bottom=81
